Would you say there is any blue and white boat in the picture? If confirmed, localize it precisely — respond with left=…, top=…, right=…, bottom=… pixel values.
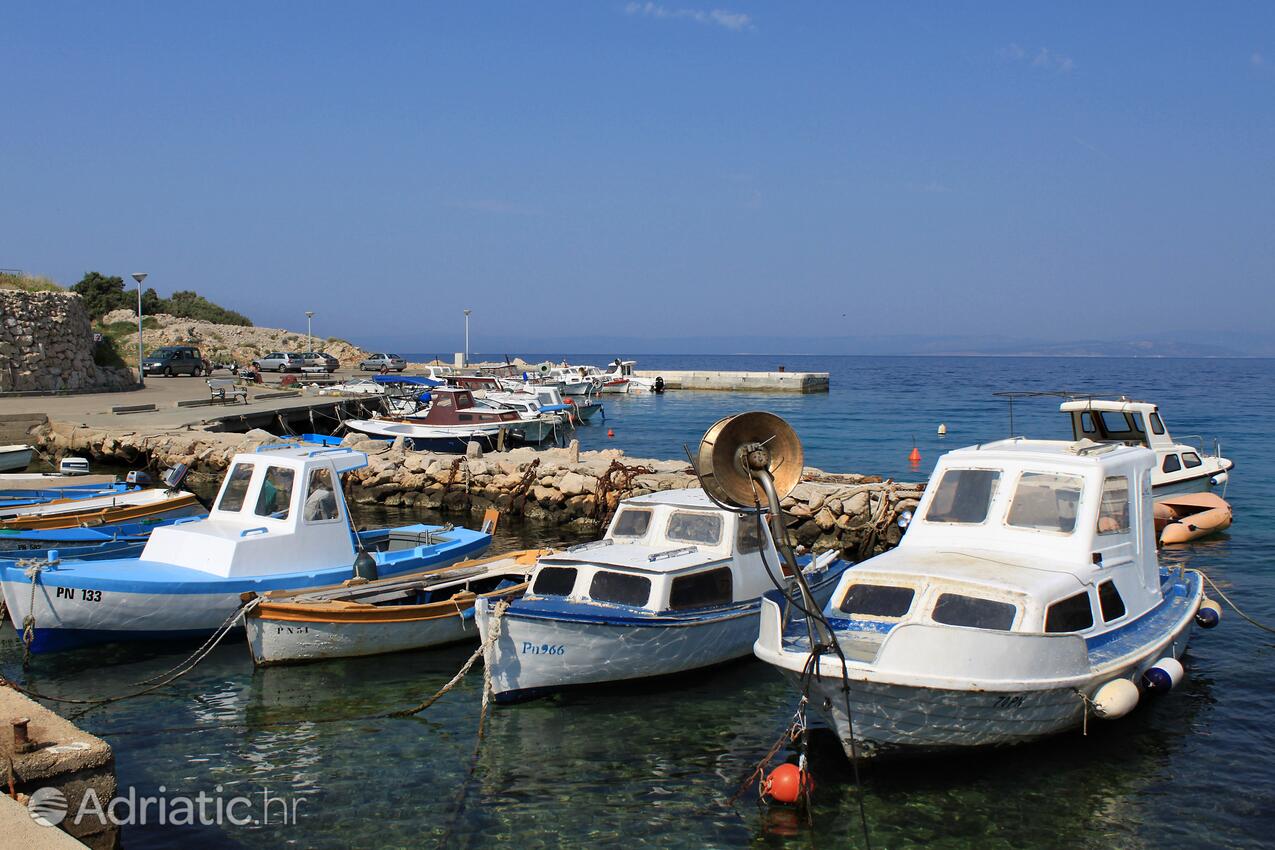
left=0, top=515, right=204, bottom=553
left=754, top=437, right=1222, bottom=758
left=0, top=444, right=490, bottom=653
left=475, top=488, right=852, bottom=703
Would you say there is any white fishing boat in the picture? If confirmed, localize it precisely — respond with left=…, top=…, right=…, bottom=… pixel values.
left=546, top=367, right=599, bottom=397
left=1059, top=397, right=1233, bottom=498
left=476, top=484, right=852, bottom=703
left=0, top=445, right=34, bottom=473
left=345, top=387, right=521, bottom=452
left=754, top=435, right=1221, bottom=758
left=0, top=444, right=491, bottom=653
left=602, top=360, right=662, bottom=394
left=244, top=549, right=548, bottom=665
left=477, top=391, right=571, bottom=444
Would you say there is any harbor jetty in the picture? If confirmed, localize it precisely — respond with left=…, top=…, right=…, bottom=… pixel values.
left=636, top=368, right=829, bottom=393
left=32, top=420, right=923, bottom=560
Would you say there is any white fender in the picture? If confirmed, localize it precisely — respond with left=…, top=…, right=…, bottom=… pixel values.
left=1092, top=679, right=1139, bottom=720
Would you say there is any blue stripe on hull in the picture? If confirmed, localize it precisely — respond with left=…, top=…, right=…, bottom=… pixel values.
left=29, top=626, right=228, bottom=654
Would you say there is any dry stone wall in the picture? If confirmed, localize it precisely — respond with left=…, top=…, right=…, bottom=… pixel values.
left=0, top=290, right=133, bottom=392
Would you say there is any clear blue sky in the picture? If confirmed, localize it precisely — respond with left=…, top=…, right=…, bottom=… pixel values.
left=3, top=3, right=1272, bottom=353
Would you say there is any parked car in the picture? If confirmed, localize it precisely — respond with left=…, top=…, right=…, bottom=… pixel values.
left=143, top=346, right=208, bottom=377
left=300, top=351, right=340, bottom=373
left=358, top=353, right=407, bottom=372
left=252, top=352, right=310, bottom=373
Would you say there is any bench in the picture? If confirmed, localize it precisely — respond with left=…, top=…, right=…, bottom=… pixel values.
left=207, top=377, right=249, bottom=405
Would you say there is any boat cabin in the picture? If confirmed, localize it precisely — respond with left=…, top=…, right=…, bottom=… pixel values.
left=1060, top=397, right=1231, bottom=493
left=831, top=439, right=1163, bottom=651
left=523, top=489, right=781, bottom=613
left=140, top=445, right=367, bottom=578
left=401, top=387, right=521, bottom=426
left=604, top=360, right=638, bottom=380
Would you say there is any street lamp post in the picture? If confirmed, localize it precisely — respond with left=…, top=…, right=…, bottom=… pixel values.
left=305, top=311, right=315, bottom=354
left=131, top=273, right=148, bottom=387
left=463, top=309, right=472, bottom=366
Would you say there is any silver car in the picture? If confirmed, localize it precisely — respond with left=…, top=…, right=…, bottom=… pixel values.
left=358, top=353, right=407, bottom=372
left=253, top=352, right=309, bottom=372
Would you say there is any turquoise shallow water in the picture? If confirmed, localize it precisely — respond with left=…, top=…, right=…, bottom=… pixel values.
left=4, top=355, right=1273, bottom=848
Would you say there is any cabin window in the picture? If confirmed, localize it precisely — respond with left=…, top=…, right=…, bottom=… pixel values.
left=924, top=469, right=1001, bottom=524
left=1045, top=591, right=1094, bottom=633
left=1149, top=412, right=1166, bottom=435
left=667, top=512, right=723, bottom=545
left=1098, top=580, right=1126, bottom=622
left=532, top=567, right=577, bottom=596
left=931, top=594, right=1016, bottom=631
left=1080, top=412, right=1097, bottom=434
left=838, top=584, right=915, bottom=619
left=612, top=508, right=652, bottom=538
left=434, top=396, right=453, bottom=408
left=589, top=571, right=651, bottom=606
left=1096, top=476, right=1130, bottom=535
left=669, top=568, right=733, bottom=609
left=1163, top=454, right=1182, bottom=474
left=304, top=467, right=339, bottom=522
left=216, top=463, right=255, bottom=512
left=1100, top=411, right=1139, bottom=434
left=254, top=466, right=295, bottom=519
left=736, top=513, right=765, bottom=554
left=1182, top=452, right=1202, bottom=469
left=1006, top=472, right=1083, bottom=533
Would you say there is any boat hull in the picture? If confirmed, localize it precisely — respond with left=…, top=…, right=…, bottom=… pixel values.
left=761, top=572, right=1203, bottom=758
left=0, top=527, right=490, bottom=653
left=0, top=447, right=33, bottom=473
left=479, top=559, right=849, bottom=702
left=247, top=608, right=478, bottom=665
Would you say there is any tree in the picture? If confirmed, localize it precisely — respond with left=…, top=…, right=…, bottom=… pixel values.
left=140, top=287, right=164, bottom=315
left=71, top=271, right=129, bottom=318
left=161, top=290, right=253, bottom=326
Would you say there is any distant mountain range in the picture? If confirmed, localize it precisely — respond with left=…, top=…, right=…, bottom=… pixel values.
left=375, top=331, right=1275, bottom=359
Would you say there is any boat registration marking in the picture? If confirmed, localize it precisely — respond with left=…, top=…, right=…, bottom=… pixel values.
left=521, top=642, right=566, bottom=656
left=54, top=587, right=102, bottom=603
left=993, top=694, right=1025, bottom=709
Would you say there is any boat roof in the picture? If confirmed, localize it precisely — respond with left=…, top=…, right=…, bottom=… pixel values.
left=859, top=546, right=1091, bottom=600
left=1059, top=397, right=1157, bottom=414
left=537, top=541, right=723, bottom=575
left=621, top=488, right=722, bottom=510
left=373, top=375, right=441, bottom=387
left=942, top=438, right=1151, bottom=472
left=246, top=444, right=368, bottom=474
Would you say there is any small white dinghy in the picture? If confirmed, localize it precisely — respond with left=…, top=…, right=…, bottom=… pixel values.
left=754, top=436, right=1222, bottom=758
left=244, top=549, right=549, bottom=665
left=0, top=445, right=34, bottom=473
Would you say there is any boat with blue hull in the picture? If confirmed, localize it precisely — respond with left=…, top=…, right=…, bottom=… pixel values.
left=0, top=444, right=490, bottom=654
left=0, top=515, right=206, bottom=552
left=476, top=488, right=852, bottom=703
left=754, top=437, right=1222, bottom=758
left=345, top=387, right=522, bottom=452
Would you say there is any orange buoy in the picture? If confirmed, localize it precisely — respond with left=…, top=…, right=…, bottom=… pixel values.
left=607, top=429, right=615, bottom=438
left=908, top=447, right=921, bottom=464
left=762, top=763, right=814, bottom=805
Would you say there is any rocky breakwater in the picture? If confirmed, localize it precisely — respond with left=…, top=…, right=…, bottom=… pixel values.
left=0, top=289, right=133, bottom=392
left=37, top=419, right=923, bottom=560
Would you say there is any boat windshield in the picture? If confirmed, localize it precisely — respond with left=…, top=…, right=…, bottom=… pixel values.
left=216, top=463, right=255, bottom=513
left=924, top=469, right=1000, bottom=524
left=666, top=512, right=722, bottom=545
left=1005, top=472, right=1082, bottom=533
left=611, top=508, right=652, bottom=538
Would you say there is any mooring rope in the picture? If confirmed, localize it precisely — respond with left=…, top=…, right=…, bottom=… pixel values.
left=387, top=598, right=509, bottom=718
left=1198, top=570, right=1275, bottom=634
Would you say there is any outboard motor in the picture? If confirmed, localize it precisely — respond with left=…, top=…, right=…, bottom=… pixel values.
left=125, top=470, right=152, bottom=488
left=353, top=549, right=379, bottom=582
left=163, top=463, right=190, bottom=492
left=653, top=376, right=665, bottom=394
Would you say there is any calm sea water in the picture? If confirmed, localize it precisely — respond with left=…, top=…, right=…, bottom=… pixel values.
left=4, top=355, right=1272, bottom=848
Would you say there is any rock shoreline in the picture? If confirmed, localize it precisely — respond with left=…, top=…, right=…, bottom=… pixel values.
left=35, top=421, right=924, bottom=560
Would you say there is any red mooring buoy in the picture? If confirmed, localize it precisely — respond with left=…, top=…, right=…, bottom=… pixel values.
left=908, top=446, right=921, bottom=464
left=607, top=429, right=615, bottom=438
left=762, top=763, right=814, bottom=805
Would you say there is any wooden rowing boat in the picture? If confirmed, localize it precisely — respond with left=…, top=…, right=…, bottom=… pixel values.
left=244, top=549, right=552, bottom=666
left=0, top=490, right=204, bottom=531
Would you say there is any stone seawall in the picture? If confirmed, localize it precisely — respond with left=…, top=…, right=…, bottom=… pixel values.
left=0, top=290, right=133, bottom=392
left=35, top=421, right=923, bottom=559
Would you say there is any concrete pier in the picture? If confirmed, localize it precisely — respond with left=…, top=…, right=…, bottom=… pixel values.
left=0, top=686, right=117, bottom=849
left=635, top=369, right=829, bottom=393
